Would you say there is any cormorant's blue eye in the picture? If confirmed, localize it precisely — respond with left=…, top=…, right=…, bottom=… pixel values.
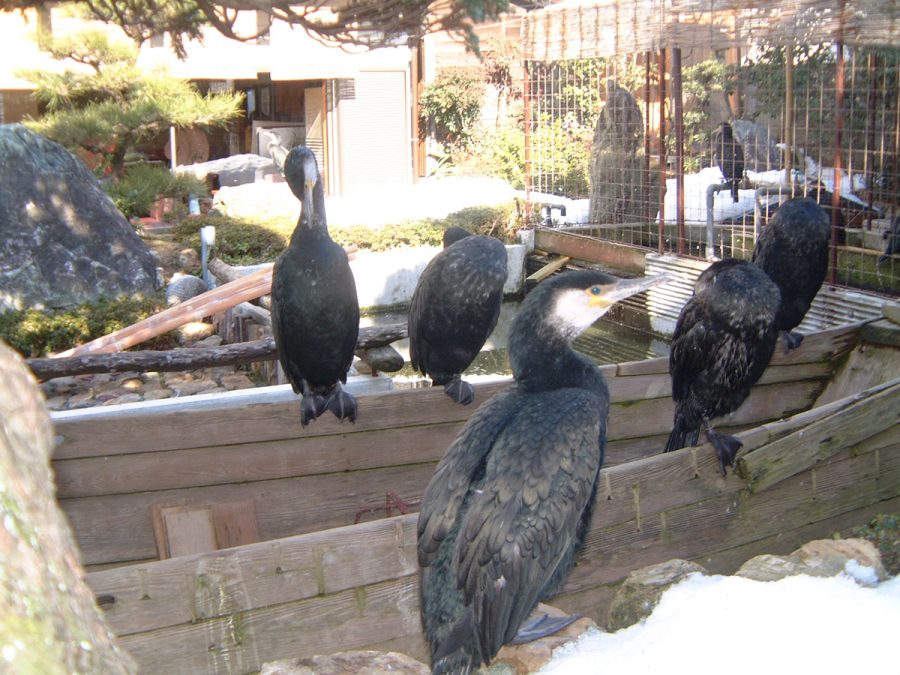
left=590, top=286, right=601, bottom=295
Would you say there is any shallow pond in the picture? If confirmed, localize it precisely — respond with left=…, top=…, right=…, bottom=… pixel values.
left=361, top=301, right=671, bottom=380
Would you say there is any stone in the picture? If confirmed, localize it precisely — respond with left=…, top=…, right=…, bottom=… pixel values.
left=191, top=334, right=223, bottom=348
left=606, top=559, right=708, bottom=631
left=219, top=373, right=255, bottom=390
left=103, top=393, right=143, bottom=406
left=43, top=395, right=69, bottom=411
left=260, top=651, right=429, bottom=675
left=178, top=248, right=200, bottom=273
left=168, top=379, right=218, bottom=396
left=0, top=124, right=159, bottom=311
left=143, top=389, right=173, bottom=401
left=166, top=273, right=208, bottom=306
left=68, top=391, right=96, bottom=409
left=737, top=538, right=887, bottom=585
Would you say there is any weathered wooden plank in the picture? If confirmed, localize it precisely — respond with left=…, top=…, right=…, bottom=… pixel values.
left=162, top=506, right=217, bottom=558
left=117, top=575, right=420, bottom=675
left=740, top=379, right=900, bottom=492
left=534, top=229, right=648, bottom=273
left=815, top=337, right=900, bottom=406
left=606, top=379, right=823, bottom=441
left=553, top=495, right=900, bottom=630
left=87, top=516, right=417, bottom=637
left=566, top=444, right=899, bottom=594
left=51, top=381, right=512, bottom=460
left=62, top=463, right=435, bottom=566
left=526, top=255, right=571, bottom=282
left=55, top=421, right=464, bottom=499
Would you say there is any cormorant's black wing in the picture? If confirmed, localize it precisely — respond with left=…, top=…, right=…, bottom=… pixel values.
left=454, top=388, right=605, bottom=659
left=669, top=297, right=713, bottom=402
left=418, top=388, right=522, bottom=567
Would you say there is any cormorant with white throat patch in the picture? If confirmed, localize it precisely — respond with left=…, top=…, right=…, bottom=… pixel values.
left=418, top=270, right=672, bottom=674
left=665, top=258, right=780, bottom=474
left=752, top=196, right=830, bottom=353
left=271, top=146, right=360, bottom=426
left=408, top=226, right=508, bottom=405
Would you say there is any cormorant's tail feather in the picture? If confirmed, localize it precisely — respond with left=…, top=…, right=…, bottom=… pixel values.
left=731, top=181, right=740, bottom=203
left=706, top=428, right=742, bottom=476
left=431, top=613, right=480, bottom=675
left=664, top=414, right=690, bottom=453
left=325, top=385, right=358, bottom=423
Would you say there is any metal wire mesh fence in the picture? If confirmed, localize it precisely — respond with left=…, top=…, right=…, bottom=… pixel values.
left=522, top=0, right=900, bottom=297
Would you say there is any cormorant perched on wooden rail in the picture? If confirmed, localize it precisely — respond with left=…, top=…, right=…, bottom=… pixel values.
left=714, top=122, right=744, bottom=203
left=418, top=270, right=673, bottom=675
left=752, top=196, right=830, bottom=353
left=271, top=146, right=360, bottom=426
left=408, top=226, right=508, bottom=405
left=665, top=259, right=780, bottom=475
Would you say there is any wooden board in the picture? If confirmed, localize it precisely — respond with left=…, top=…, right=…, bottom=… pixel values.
left=534, top=229, right=648, bottom=274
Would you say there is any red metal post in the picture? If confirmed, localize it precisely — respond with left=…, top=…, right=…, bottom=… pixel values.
left=672, top=47, right=686, bottom=255
left=657, top=48, right=668, bottom=256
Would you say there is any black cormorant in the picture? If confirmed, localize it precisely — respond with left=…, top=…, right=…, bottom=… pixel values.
left=418, top=270, right=671, bottom=674
left=271, top=146, right=360, bottom=426
left=408, top=226, right=508, bottom=405
left=878, top=214, right=900, bottom=266
left=714, top=122, right=744, bottom=203
left=751, top=196, right=830, bottom=352
left=665, top=258, right=780, bottom=475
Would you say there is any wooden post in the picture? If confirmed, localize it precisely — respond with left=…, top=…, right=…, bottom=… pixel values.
left=524, top=60, right=533, bottom=222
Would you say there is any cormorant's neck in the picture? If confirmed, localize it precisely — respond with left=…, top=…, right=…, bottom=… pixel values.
left=290, top=180, right=331, bottom=246
left=508, top=321, right=605, bottom=394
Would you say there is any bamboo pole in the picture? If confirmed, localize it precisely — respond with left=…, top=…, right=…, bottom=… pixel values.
left=54, top=267, right=273, bottom=358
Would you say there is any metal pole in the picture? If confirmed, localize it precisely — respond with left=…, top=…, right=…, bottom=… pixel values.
left=657, top=48, right=667, bottom=256
left=644, top=52, right=652, bottom=229
left=832, top=41, right=845, bottom=284
left=523, top=61, right=533, bottom=223
left=784, top=43, right=794, bottom=189
left=865, top=52, right=878, bottom=230
left=672, top=47, right=685, bottom=255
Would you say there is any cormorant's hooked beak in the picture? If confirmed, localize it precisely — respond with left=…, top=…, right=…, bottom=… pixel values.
left=586, top=273, right=676, bottom=308
left=302, top=176, right=316, bottom=224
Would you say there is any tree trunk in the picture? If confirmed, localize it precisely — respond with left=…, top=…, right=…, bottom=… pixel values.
left=0, top=340, right=135, bottom=674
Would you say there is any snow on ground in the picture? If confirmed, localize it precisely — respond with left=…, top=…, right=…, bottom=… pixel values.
left=539, top=572, right=900, bottom=675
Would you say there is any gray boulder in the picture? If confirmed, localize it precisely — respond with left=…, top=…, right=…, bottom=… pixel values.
left=606, top=558, right=708, bottom=631
left=0, top=124, right=159, bottom=311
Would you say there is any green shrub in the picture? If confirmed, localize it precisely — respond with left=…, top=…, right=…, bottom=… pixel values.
left=173, top=214, right=288, bottom=264
left=0, top=295, right=174, bottom=358
left=420, top=68, right=485, bottom=151
left=104, top=163, right=209, bottom=219
left=849, top=514, right=900, bottom=576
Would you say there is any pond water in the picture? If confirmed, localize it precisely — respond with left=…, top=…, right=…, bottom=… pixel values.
left=361, top=301, right=671, bottom=381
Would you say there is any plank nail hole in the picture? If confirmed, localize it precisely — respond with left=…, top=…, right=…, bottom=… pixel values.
left=96, top=594, right=116, bottom=610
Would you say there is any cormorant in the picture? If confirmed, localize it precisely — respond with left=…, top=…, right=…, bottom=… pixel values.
left=714, top=122, right=744, bottom=203
left=408, top=226, right=508, bottom=405
left=878, top=214, right=900, bottom=266
left=665, top=259, right=780, bottom=475
left=418, top=270, right=672, bottom=674
left=751, top=196, right=830, bottom=352
left=271, top=146, right=360, bottom=426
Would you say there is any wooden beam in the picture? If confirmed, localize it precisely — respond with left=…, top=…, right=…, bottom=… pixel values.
left=534, top=229, right=647, bottom=274
left=738, top=378, right=900, bottom=492
left=526, top=256, right=571, bottom=283
left=28, top=324, right=408, bottom=381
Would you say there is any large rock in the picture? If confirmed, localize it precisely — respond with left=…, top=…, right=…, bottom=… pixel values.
left=736, top=538, right=886, bottom=585
left=0, top=124, right=159, bottom=311
left=260, top=651, right=429, bottom=675
left=606, top=559, right=708, bottom=631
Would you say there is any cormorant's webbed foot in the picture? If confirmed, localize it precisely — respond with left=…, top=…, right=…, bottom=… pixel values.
left=705, top=427, right=742, bottom=476
left=780, top=330, right=804, bottom=354
left=299, top=395, right=326, bottom=426
left=509, top=612, right=583, bottom=645
left=443, top=377, right=475, bottom=406
left=325, top=384, right=358, bottom=423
